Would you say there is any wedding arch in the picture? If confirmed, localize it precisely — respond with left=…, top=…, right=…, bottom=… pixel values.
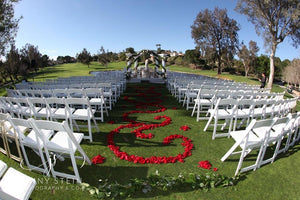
left=125, top=50, right=167, bottom=79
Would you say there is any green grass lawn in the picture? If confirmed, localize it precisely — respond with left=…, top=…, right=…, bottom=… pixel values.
left=0, top=62, right=299, bottom=200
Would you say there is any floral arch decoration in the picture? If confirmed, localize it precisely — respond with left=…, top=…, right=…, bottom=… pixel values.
left=125, top=50, right=168, bottom=79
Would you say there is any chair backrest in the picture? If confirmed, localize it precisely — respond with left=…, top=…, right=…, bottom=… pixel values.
left=83, top=88, right=103, bottom=98
left=217, top=98, right=238, bottom=109
left=271, top=116, right=291, bottom=135
left=39, top=89, right=53, bottom=98
left=64, top=97, right=93, bottom=116
left=0, top=113, right=9, bottom=125
left=53, top=89, right=67, bottom=98
left=27, top=97, right=49, bottom=118
left=251, top=118, right=277, bottom=140
left=45, top=97, right=68, bottom=120
left=252, top=98, right=267, bottom=109
left=9, top=117, right=34, bottom=142
left=200, top=89, right=216, bottom=99
left=67, top=88, right=84, bottom=98
left=65, top=97, right=90, bottom=105
left=215, top=90, right=230, bottom=99
left=0, top=97, right=13, bottom=114
left=45, top=97, right=66, bottom=108
left=237, top=99, right=254, bottom=109
left=211, top=98, right=238, bottom=116
left=6, top=89, right=20, bottom=98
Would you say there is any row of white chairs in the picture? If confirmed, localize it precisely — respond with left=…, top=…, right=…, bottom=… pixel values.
left=8, top=86, right=115, bottom=110
left=0, top=96, right=101, bottom=142
left=0, top=113, right=91, bottom=183
left=17, top=81, right=125, bottom=101
left=191, top=88, right=286, bottom=121
left=203, top=97, right=298, bottom=140
left=176, top=84, right=265, bottom=104
left=166, top=71, right=263, bottom=99
left=221, top=112, right=300, bottom=176
left=16, top=71, right=126, bottom=91
left=167, top=76, right=268, bottom=104
left=0, top=160, right=36, bottom=200
left=184, top=86, right=282, bottom=111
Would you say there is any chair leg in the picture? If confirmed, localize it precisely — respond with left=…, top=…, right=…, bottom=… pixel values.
left=196, top=103, right=201, bottom=122
left=70, top=153, right=81, bottom=183
left=93, top=118, right=99, bottom=132
left=235, top=147, right=247, bottom=176
left=221, top=142, right=240, bottom=162
left=87, top=120, right=92, bottom=142
left=212, top=117, right=218, bottom=140
left=191, top=102, right=196, bottom=117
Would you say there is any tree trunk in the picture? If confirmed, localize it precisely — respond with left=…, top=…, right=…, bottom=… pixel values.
left=267, top=43, right=277, bottom=89
left=243, top=61, right=249, bottom=77
left=217, top=57, right=221, bottom=74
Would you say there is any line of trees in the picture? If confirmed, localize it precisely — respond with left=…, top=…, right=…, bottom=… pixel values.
left=0, top=43, right=49, bottom=83
left=76, top=46, right=118, bottom=68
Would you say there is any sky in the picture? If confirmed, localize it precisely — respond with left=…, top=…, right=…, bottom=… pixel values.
left=14, top=0, right=300, bottom=61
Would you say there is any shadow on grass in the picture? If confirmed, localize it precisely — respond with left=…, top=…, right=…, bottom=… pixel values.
left=79, top=165, right=149, bottom=186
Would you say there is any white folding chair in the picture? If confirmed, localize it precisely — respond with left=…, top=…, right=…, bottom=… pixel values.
left=191, top=88, right=216, bottom=121
left=9, top=116, right=53, bottom=175
left=204, top=98, right=238, bottom=139
left=83, top=88, right=108, bottom=122
left=233, top=98, right=254, bottom=131
left=221, top=118, right=276, bottom=176
left=258, top=116, right=291, bottom=167
left=285, top=112, right=300, bottom=149
left=45, top=97, right=69, bottom=122
left=27, top=97, right=50, bottom=120
left=250, top=99, right=267, bottom=120
left=272, top=99, right=284, bottom=117
left=0, top=163, right=36, bottom=200
left=65, top=98, right=99, bottom=142
left=0, top=113, right=24, bottom=162
left=0, top=116, right=11, bottom=159
left=182, top=83, right=198, bottom=110
left=14, top=98, right=39, bottom=119
left=98, top=83, right=113, bottom=110
left=30, top=119, right=92, bottom=183
left=5, top=97, right=25, bottom=118
left=264, top=99, right=276, bottom=118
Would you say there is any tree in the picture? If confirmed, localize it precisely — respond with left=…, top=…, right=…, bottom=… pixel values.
left=41, top=54, right=49, bottom=67
left=20, top=43, right=42, bottom=74
left=126, top=47, right=136, bottom=54
left=238, top=40, right=259, bottom=77
left=97, top=46, right=109, bottom=67
left=191, top=7, right=240, bottom=74
left=77, top=48, right=92, bottom=67
left=184, top=49, right=201, bottom=68
left=0, top=0, right=21, bottom=57
left=282, top=58, right=300, bottom=89
left=118, top=52, right=126, bottom=61
left=236, top=0, right=300, bottom=88
left=4, top=44, right=21, bottom=82
left=256, top=54, right=270, bottom=75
